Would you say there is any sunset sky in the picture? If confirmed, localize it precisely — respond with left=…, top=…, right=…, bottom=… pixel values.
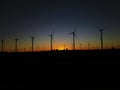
left=0, top=0, right=120, bottom=51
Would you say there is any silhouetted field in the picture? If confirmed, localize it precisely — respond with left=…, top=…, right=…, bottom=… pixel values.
left=1, top=49, right=120, bottom=88
left=0, top=49, right=120, bottom=64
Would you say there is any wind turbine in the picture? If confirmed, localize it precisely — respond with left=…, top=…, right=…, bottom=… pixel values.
left=98, top=27, right=104, bottom=50
left=1, top=40, right=4, bottom=52
left=31, top=36, right=35, bottom=52
left=64, top=44, right=66, bottom=50
left=69, top=25, right=77, bottom=51
left=15, top=38, right=18, bottom=52
left=48, top=29, right=55, bottom=51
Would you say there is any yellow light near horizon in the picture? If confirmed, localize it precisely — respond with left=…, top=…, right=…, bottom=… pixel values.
left=58, top=47, right=64, bottom=50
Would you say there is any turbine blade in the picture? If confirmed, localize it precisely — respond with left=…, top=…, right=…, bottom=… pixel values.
left=98, top=24, right=104, bottom=30
left=52, top=37, right=54, bottom=41
left=75, top=33, right=78, bottom=39
left=69, top=32, right=73, bottom=34
left=75, top=33, right=79, bottom=41
left=52, top=28, right=55, bottom=35
left=74, top=24, right=77, bottom=32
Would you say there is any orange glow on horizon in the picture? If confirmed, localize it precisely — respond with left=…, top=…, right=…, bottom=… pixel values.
left=1, top=41, right=120, bottom=52
left=57, top=47, right=64, bottom=50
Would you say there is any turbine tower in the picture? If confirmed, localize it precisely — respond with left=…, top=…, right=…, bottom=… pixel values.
left=15, top=38, right=18, bottom=52
left=31, top=36, right=34, bottom=52
left=1, top=40, right=4, bottom=52
left=48, top=29, right=54, bottom=51
left=64, top=44, right=66, bottom=50
left=99, top=28, right=104, bottom=50
left=69, top=25, right=77, bottom=51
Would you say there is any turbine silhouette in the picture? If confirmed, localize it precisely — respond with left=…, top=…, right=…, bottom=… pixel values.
left=1, top=40, right=4, bottom=52
left=15, top=38, right=18, bottom=52
left=69, top=25, right=77, bottom=51
left=98, top=27, right=104, bottom=50
left=31, top=36, right=34, bottom=52
left=48, top=29, right=55, bottom=51
left=64, top=44, right=66, bottom=50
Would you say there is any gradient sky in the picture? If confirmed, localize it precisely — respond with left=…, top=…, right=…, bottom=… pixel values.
left=0, top=0, right=120, bottom=51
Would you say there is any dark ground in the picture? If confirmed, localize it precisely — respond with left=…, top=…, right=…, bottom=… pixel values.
left=0, top=49, right=120, bottom=88
left=0, top=49, right=120, bottom=64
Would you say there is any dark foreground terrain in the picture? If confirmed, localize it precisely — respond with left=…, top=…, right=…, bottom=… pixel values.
left=0, top=50, right=120, bottom=88
left=0, top=49, right=120, bottom=64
